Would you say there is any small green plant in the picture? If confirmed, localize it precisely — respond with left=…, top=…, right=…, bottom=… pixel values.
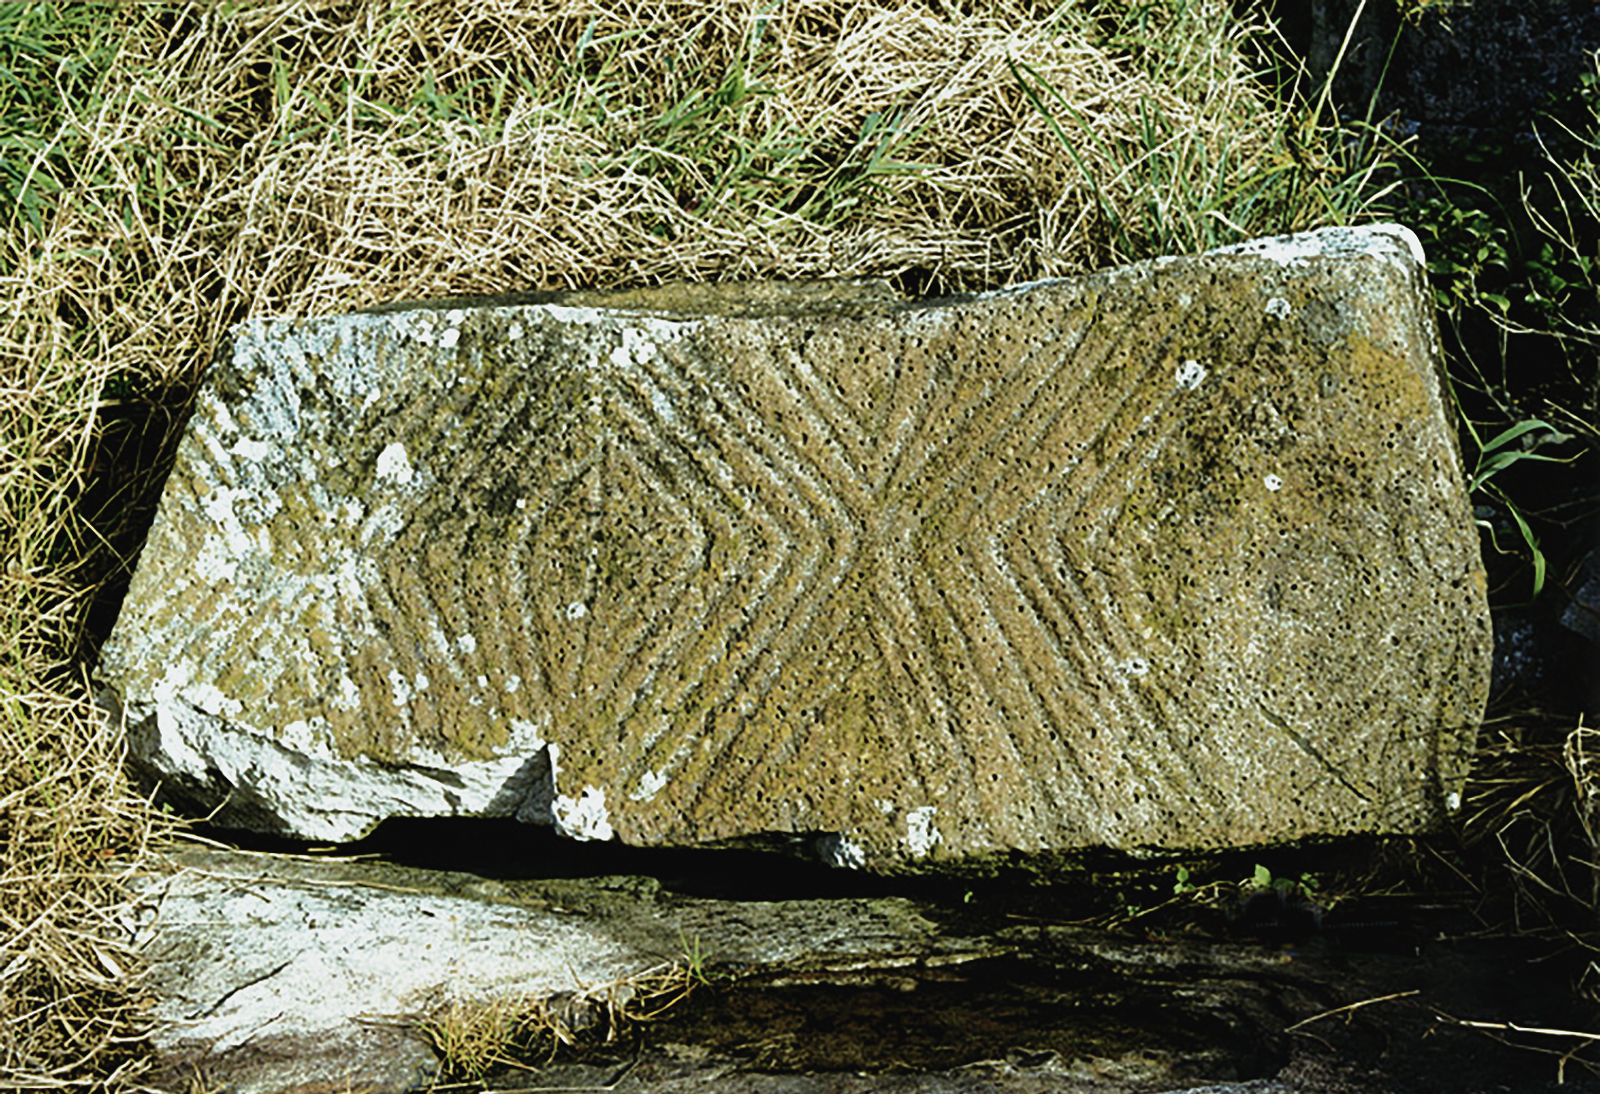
left=1387, top=48, right=1600, bottom=607
left=1463, top=418, right=1579, bottom=598
left=1397, top=172, right=1583, bottom=602
left=1174, top=863, right=1320, bottom=902
left=1411, top=192, right=1513, bottom=313
left=678, top=929, right=714, bottom=987
left=1245, top=863, right=1321, bottom=902
left=1115, top=887, right=1144, bottom=919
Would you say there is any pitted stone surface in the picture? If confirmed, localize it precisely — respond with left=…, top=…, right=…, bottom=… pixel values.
left=98, top=225, right=1492, bottom=867
left=128, top=849, right=647, bottom=1094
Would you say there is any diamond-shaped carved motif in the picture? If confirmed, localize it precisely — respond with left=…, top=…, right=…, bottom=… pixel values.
left=99, top=229, right=1492, bottom=866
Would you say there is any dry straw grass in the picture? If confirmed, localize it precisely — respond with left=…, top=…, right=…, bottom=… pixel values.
left=1462, top=713, right=1600, bottom=941
left=23, top=0, right=1383, bottom=318
left=1, top=0, right=1394, bottom=1086
left=419, top=959, right=697, bottom=1080
left=0, top=287, right=169, bottom=1087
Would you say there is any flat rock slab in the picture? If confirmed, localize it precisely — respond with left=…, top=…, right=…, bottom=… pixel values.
left=125, top=847, right=1595, bottom=1094
left=127, top=849, right=640, bottom=1094
left=99, top=225, right=1491, bottom=868
left=126, top=847, right=959, bottom=1094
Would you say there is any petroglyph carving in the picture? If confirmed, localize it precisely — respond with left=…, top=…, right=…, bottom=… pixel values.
left=100, top=226, right=1492, bottom=867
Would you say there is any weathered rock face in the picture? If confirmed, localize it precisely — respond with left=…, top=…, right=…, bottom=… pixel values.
left=98, top=225, right=1492, bottom=868
left=130, top=845, right=1590, bottom=1094
left=128, top=846, right=955, bottom=1094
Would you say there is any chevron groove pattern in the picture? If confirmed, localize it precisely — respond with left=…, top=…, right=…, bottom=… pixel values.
left=99, top=231, right=1492, bottom=863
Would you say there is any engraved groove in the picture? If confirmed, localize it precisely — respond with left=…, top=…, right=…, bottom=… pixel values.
left=100, top=239, right=1490, bottom=857
left=624, top=332, right=861, bottom=784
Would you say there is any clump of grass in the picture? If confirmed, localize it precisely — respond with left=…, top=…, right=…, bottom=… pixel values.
left=1394, top=48, right=1600, bottom=606
left=1, top=5, right=179, bottom=1088
left=1457, top=724, right=1600, bottom=986
left=1448, top=61, right=1600, bottom=949
left=421, top=990, right=563, bottom=1081
left=419, top=960, right=700, bottom=1081
left=0, top=0, right=1405, bottom=1086
left=9, top=0, right=1395, bottom=315
left=1011, top=0, right=1399, bottom=265
left=1506, top=57, right=1600, bottom=461
left=0, top=255, right=168, bottom=1087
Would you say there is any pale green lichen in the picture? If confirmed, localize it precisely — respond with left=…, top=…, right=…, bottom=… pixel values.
left=100, top=228, right=1489, bottom=861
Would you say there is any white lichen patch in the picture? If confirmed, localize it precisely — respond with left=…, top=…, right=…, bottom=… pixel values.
left=230, top=437, right=272, bottom=463
left=388, top=310, right=461, bottom=348
left=642, top=373, right=677, bottom=425
left=1174, top=359, right=1208, bottom=390
left=543, top=306, right=697, bottom=338
left=438, top=310, right=465, bottom=350
left=212, top=401, right=239, bottom=436
left=565, top=601, right=588, bottom=621
left=505, top=718, right=549, bottom=753
left=153, top=662, right=242, bottom=720
left=552, top=786, right=614, bottom=841
left=1116, top=657, right=1151, bottom=678
left=818, top=833, right=868, bottom=870
left=199, top=487, right=255, bottom=556
left=186, top=680, right=243, bottom=718
left=194, top=533, right=238, bottom=586
left=1207, top=223, right=1427, bottom=272
left=1264, top=474, right=1284, bottom=492
left=387, top=669, right=412, bottom=707
left=905, top=807, right=942, bottom=858
left=456, top=633, right=477, bottom=655
left=375, top=443, right=414, bottom=485
left=630, top=769, right=668, bottom=802
left=1265, top=297, right=1292, bottom=320
left=280, top=718, right=319, bottom=752
left=332, top=673, right=361, bottom=712
left=360, top=503, right=406, bottom=547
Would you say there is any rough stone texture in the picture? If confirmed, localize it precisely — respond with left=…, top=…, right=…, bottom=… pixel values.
left=98, top=224, right=1492, bottom=868
left=1563, top=549, right=1600, bottom=645
left=127, top=847, right=1596, bottom=1094
left=127, top=850, right=644, bottom=1094
left=127, top=847, right=958, bottom=1094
